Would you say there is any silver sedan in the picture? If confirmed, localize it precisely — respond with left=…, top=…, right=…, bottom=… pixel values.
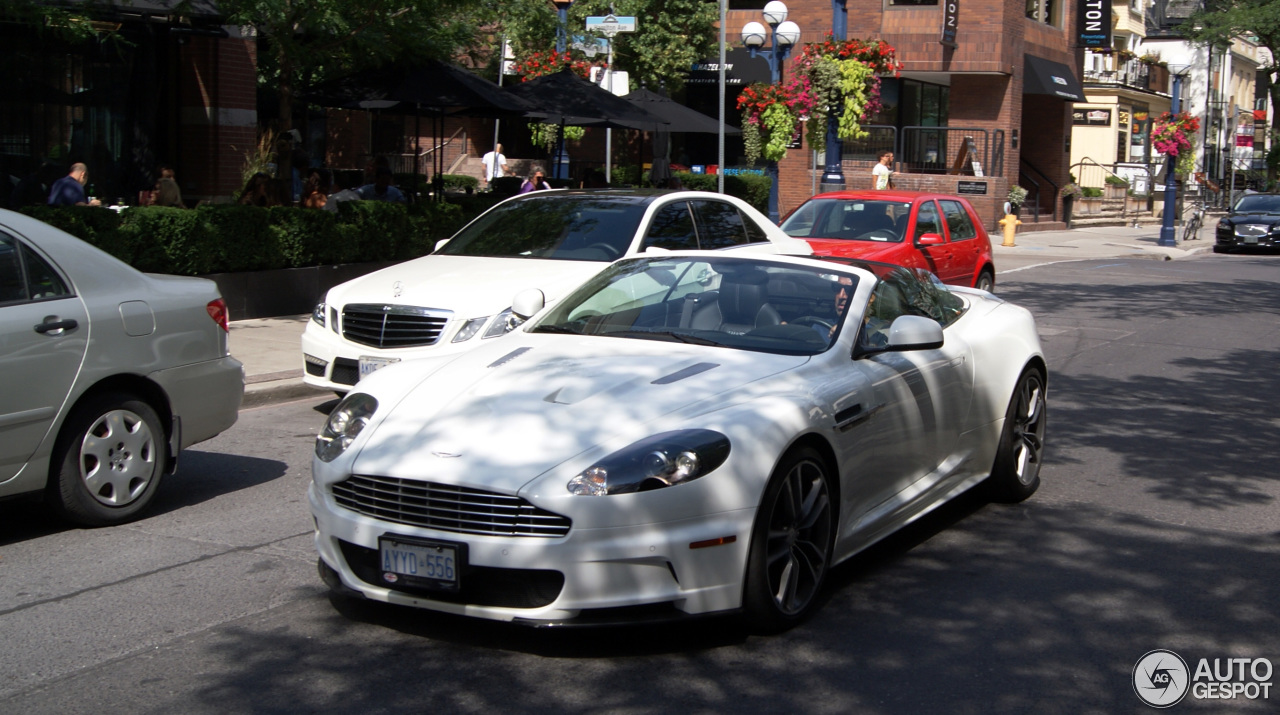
left=0, top=209, right=244, bottom=526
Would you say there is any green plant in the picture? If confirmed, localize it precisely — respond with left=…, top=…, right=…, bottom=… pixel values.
left=1105, top=175, right=1129, bottom=186
left=1060, top=183, right=1083, bottom=199
left=232, top=128, right=277, bottom=190
left=1082, top=186, right=1103, bottom=198
left=440, top=174, right=478, bottom=193
left=1007, top=185, right=1028, bottom=211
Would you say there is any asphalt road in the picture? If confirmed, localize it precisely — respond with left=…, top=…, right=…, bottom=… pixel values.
left=2, top=252, right=1277, bottom=714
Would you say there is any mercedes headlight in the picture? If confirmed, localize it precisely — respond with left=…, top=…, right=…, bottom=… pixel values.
left=315, top=393, right=378, bottom=462
left=483, top=308, right=526, bottom=338
left=566, top=430, right=731, bottom=496
left=311, top=301, right=326, bottom=327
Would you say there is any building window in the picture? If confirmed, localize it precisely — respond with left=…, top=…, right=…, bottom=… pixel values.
left=1025, top=0, right=1061, bottom=26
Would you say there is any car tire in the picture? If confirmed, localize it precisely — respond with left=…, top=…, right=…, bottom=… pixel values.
left=47, top=392, right=167, bottom=527
left=975, top=269, right=995, bottom=293
left=743, top=446, right=834, bottom=633
left=985, top=367, right=1047, bottom=504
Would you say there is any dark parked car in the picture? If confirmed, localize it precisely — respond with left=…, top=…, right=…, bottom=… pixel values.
left=1215, top=193, right=1280, bottom=253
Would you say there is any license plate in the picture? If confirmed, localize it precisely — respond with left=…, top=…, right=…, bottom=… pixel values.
left=379, top=536, right=462, bottom=590
left=1244, top=236, right=1259, bottom=244
left=359, top=355, right=400, bottom=379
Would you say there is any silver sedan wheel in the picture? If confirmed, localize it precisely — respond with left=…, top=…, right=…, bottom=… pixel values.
left=762, top=456, right=832, bottom=617
left=78, top=408, right=158, bottom=507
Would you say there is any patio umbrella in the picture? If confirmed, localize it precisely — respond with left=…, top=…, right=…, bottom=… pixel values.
left=617, top=88, right=740, bottom=135
left=504, top=69, right=670, bottom=128
left=504, top=69, right=669, bottom=181
left=307, top=61, right=536, bottom=197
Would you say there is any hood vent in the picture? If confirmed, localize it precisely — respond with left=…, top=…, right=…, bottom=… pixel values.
left=651, top=362, right=719, bottom=385
left=488, top=347, right=532, bottom=368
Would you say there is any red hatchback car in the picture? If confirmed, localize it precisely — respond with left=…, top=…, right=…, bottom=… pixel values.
left=780, top=190, right=996, bottom=291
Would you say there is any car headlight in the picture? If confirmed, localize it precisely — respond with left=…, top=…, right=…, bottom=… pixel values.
left=311, top=301, right=326, bottom=327
left=1218, top=219, right=1230, bottom=228
left=315, top=393, right=378, bottom=462
left=566, top=430, right=731, bottom=496
left=482, top=308, right=526, bottom=338
left=452, top=316, right=490, bottom=343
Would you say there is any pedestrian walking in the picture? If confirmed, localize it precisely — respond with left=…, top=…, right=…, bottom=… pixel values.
left=481, top=144, right=508, bottom=189
left=873, top=150, right=895, bottom=190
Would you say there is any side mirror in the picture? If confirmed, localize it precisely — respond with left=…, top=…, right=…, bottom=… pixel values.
left=885, top=315, right=944, bottom=351
left=511, top=289, right=546, bottom=319
left=916, top=233, right=945, bottom=247
left=1003, top=201, right=1012, bottom=215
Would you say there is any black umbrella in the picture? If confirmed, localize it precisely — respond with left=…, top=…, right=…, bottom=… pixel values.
left=617, top=88, right=740, bottom=134
left=308, top=61, right=534, bottom=199
left=307, top=60, right=531, bottom=115
left=504, top=69, right=670, bottom=128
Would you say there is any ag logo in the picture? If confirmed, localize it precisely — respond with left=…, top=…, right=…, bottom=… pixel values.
left=1134, top=649, right=1190, bottom=708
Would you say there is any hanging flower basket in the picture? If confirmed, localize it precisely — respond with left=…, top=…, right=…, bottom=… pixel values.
left=1151, top=111, right=1200, bottom=157
left=737, top=34, right=901, bottom=164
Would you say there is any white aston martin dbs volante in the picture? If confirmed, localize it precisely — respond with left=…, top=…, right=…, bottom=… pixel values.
left=310, top=253, right=1046, bottom=630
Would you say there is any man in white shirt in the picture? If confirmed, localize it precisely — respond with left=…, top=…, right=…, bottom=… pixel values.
left=481, top=144, right=508, bottom=189
left=873, top=150, right=894, bottom=190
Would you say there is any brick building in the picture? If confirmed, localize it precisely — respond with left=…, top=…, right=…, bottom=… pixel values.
left=711, top=0, right=1086, bottom=228
left=1, top=2, right=256, bottom=207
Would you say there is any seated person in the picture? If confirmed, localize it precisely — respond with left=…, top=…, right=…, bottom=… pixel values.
left=358, top=167, right=407, bottom=203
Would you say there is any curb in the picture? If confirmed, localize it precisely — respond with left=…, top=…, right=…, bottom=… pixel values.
left=241, top=369, right=325, bottom=409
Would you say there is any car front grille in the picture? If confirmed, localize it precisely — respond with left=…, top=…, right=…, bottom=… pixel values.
left=331, top=358, right=359, bottom=386
left=1235, top=224, right=1270, bottom=238
left=341, top=304, right=452, bottom=349
left=332, top=475, right=572, bottom=538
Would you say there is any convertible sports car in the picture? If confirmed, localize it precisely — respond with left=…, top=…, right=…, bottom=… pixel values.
left=301, top=190, right=809, bottom=393
left=310, top=253, right=1046, bottom=630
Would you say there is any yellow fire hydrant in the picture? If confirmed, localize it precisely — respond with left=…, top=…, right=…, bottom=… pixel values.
left=998, top=212, right=1022, bottom=247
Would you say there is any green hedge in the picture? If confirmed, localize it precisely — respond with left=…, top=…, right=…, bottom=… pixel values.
left=673, top=172, right=772, bottom=215
left=21, top=201, right=464, bottom=276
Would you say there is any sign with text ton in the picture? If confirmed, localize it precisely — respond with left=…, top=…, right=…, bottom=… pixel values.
left=1077, top=0, right=1111, bottom=47
left=941, top=0, right=959, bottom=47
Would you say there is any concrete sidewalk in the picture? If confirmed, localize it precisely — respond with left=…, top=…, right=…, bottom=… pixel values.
left=230, top=222, right=1216, bottom=408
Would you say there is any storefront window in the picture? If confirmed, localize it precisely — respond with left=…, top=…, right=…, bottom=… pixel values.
left=1025, top=0, right=1061, bottom=26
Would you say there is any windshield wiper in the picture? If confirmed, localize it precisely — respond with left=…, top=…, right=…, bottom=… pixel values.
left=605, top=329, right=724, bottom=346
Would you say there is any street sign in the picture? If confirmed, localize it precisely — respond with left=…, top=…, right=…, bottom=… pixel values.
left=586, top=15, right=637, bottom=37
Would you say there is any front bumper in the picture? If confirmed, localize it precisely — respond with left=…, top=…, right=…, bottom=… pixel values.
left=1216, top=226, right=1280, bottom=250
left=309, top=482, right=755, bottom=624
left=300, top=318, right=508, bottom=392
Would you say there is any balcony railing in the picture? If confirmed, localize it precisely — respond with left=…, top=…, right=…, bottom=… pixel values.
left=1082, top=58, right=1170, bottom=94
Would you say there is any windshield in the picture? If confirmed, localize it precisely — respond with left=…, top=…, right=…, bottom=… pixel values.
left=437, top=194, right=647, bottom=260
left=530, top=256, right=861, bottom=356
left=780, top=198, right=911, bottom=243
left=1233, top=194, right=1280, bottom=214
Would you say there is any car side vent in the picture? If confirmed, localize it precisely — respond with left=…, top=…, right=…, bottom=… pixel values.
left=651, top=362, right=719, bottom=385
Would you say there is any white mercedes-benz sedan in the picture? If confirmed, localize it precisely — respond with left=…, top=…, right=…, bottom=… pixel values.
left=1, top=209, right=243, bottom=526
left=301, top=190, right=810, bottom=393
left=309, top=253, right=1046, bottom=630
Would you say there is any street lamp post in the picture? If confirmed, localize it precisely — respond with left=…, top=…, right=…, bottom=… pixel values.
left=551, top=0, right=573, bottom=54
left=742, top=1, right=801, bottom=224
left=1158, top=67, right=1189, bottom=247
left=820, top=0, right=847, bottom=192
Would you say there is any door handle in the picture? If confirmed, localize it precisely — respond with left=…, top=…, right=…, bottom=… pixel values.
left=35, top=318, right=78, bottom=334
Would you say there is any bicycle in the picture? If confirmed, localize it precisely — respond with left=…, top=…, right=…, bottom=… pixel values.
left=1181, top=202, right=1204, bottom=241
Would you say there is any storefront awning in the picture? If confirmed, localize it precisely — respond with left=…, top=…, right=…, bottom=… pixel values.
left=1023, top=55, right=1084, bottom=102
